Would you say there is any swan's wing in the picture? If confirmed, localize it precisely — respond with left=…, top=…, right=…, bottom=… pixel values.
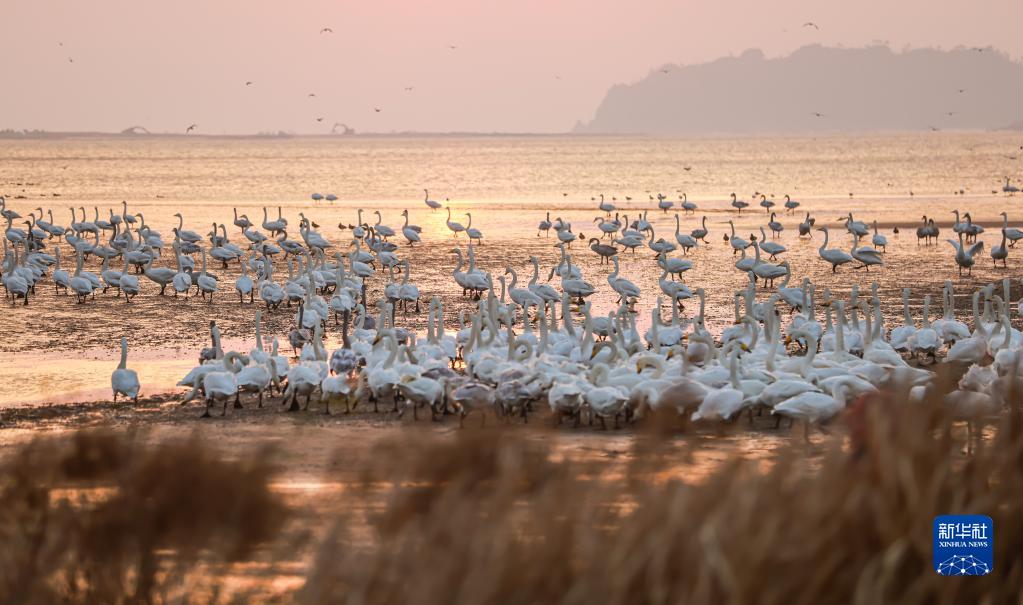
left=968, top=241, right=985, bottom=256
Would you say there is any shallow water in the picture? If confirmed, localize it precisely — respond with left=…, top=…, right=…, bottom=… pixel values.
left=2, top=132, right=1022, bottom=406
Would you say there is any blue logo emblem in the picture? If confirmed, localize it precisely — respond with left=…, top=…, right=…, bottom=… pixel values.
left=934, top=515, right=993, bottom=576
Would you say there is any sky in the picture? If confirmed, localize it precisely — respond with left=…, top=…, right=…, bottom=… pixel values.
left=2, top=0, right=1021, bottom=134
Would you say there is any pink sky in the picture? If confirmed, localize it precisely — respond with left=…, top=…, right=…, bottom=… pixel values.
left=2, top=0, right=1021, bottom=134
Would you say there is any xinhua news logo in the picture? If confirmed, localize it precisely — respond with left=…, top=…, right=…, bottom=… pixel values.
left=933, top=515, right=993, bottom=576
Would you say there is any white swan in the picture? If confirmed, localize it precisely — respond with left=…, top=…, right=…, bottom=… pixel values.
left=111, top=336, right=140, bottom=402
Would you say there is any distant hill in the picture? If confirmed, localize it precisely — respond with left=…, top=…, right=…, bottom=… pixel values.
left=575, top=45, right=1023, bottom=135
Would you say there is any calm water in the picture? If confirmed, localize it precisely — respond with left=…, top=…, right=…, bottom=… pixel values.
left=2, top=132, right=1022, bottom=406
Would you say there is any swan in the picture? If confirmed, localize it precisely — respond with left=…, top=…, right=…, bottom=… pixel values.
left=730, top=193, right=748, bottom=214
left=235, top=254, right=255, bottom=302
left=172, top=213, right=202, bottom=243
left=196, top=248, right=218, bottom=301
left=851, top=236, right=883, bottom=271
left=111, top=337, right=140, bottom=403
left=597, top=194, right=615, bottom=215
left=817, top=227, right=853, bottom=272
left=871, top=221, right=887, bottom=252
left=527, top=256, right=561, bottom=308
left=759, top=194, right=775, bottom=213
left=673, top=215, right=698, bottom=253
left=657, top=194, right=673, bottom=213
left=262, top=207, right=286, bottom=235
left=773, top=378, right=851, bottom=441
left=889, top=288, right=916, bottom=352
left=991, top=229, right=1009, bottom=267
left=728, top=220, right=750, bottom=255
left=445, top=207, right=465, bottom=236
left=783, top=194, right=799, bottom=213
left=68, top=244, right=95, bottom=303
left=999, top=212, right=1023, bottom=247
left=690, top=349, right=746, bottom=422
left=423, top=189, right=442, bottom=211
left=607, top=256, right=641, bottom=305
left=798, top=212, right=814, bottom=237
left=657, top=251, right=693, bottom=278
left=758, top=226, right=786, bottom=259
left=751, top=244, right=788, bottom=287
left=679, top=193, right=697, bottom=215
left=947, top=232, right=983, bottom=276
left=198, top=352, right=243, bottom=418
left=843, top=213, right=869, bottom=237
left=51, top=246, right=70, bottom=294
left=690, top=215, right=709, bottom=243
left=465, top=212, right=484, bottom=245
left=946, top=292, right=992, bottom=365
left=537, top=212, right=552, bottom=237
left=909, top=295, right=941, bottom=362
left=117, top=254, right=141, bottom=302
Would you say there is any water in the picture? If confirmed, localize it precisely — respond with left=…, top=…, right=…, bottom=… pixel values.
left=2, top=132, right=1021, bottom=406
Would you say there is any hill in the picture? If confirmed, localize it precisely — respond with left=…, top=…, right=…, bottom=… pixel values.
left=575, top=45, right=1023, bottom=135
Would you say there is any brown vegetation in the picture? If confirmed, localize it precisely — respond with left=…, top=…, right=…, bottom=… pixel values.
left=2, top=375, right=1021, bottom=603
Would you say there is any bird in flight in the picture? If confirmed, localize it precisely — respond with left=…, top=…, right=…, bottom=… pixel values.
left=929, top=126, right=940, bottom=131
left=308, top=93, right=316, bottom=98
left=946, top=111, right=957, bottom=117
left=957, top=88, right=966, bottom=93
left=57, top=41, right=63, bottom=47
left=404, top=86, right=414, bottom=92
left=811, top=112, right=825, bottom=118
left=803, top=22, right=820, bottom=30
left=320, top=27, right=333, bottom=34
left=186, top=124, right=198, bottom=133
left=683, top=166, right=692, bottom=171
left=245, top=81, right=253, bottom=86
left=448, top=45, right=458, bottom=50
left=68, top=57, right=74, bottom=63
left=316, top=117, right=324, bottom=122
left=374, top=107, right=382, bottom=113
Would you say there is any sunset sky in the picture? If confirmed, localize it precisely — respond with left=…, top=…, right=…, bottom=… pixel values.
left=2, top=0, right=1021, bottom=134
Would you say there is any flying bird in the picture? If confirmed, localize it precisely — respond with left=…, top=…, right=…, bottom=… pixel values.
left=957, top=88, right=966, bottom=93
left=245, top=81, right=253, bottom=86
left=683, top=166, right=692, bottom=171
left=946, top=111, right=957, bottom=117
left=320, top=27, right=333, bottom=34
left=374, top=107, right=382, bottom=113
left=186, top=124, right=198, bottom=133
left=448, top=45, right=458, bottom=50
left=316, top=117, right=324, bottom=122
left=404, top=86, right=414, bottom=92
left=811, top=112, right=825, bottom=118
left=308, top=93, right=316, bottom=98
left=929, top=126, right=940, bottom=132
left=68, top=57, right=74, bottom=63
left=803, top=22, right=820, bottom=30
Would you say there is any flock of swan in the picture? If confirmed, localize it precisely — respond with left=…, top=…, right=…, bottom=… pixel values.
left=1, top=189, right=1021, bottom=441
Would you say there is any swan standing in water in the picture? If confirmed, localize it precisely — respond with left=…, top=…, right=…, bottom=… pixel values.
left=730, top=193, right=749, bottom=214
left=423, top=189, right=442, bottom=211
left=111, top=336, right=140, bottom=403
